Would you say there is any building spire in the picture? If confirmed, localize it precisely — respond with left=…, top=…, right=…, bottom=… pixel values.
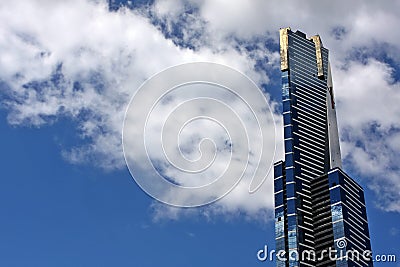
left=326, top=61, right=342, bottom=169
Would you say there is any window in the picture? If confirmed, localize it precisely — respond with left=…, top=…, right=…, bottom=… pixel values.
left=275, top=192, right=284, bottom=206
left=275, top=178, right=284, bottom=192
left=331, top=204, right=343, bottom=222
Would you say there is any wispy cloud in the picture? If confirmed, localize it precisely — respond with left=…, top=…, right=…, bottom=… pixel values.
left=336, top=59, right=400, bottom=212
left=0, top=0, right=278, bottom=219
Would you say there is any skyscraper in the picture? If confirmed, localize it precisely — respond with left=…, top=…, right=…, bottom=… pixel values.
left=274, top=28, right=373, bottom=267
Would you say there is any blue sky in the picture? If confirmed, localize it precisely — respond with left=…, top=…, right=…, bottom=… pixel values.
left=0, top=0, right=400, bottom=266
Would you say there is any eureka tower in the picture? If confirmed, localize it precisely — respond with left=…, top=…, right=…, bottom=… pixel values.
left=274, top=28, right=373, bottom=267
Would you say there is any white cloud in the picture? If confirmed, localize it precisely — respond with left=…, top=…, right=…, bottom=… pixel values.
left=0, top=0, right=266, bottom=166
left=0, top=0, right=279, bottom=219
left=334, top=59, right=400, bottom=212
left=152, top=0, right=400, bottom=55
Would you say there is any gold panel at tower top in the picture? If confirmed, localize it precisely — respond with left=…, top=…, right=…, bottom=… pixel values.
left=309, top=35, right=324, bottom=79
left=279, top=27, right=290, bottom=71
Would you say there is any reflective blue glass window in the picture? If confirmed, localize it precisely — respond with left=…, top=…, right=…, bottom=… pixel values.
left=282, top=77, right=289, bottom=87
left=287, top=199, right=296, bottom=214
left=286, top=183, right=295, bottom=198
left=274, top=178, right=283, bottom=192
left=275, top=220, right=285, bottom=237
left=275, top=192, right=284, bottom=206
left=274, top=163, right=283, bottom=177
left=283, top=87, right=289, bottom=100
left=333, top=221, right=345, bottom=239
left=330, top=187, right=342, bottom=204
left=283, top=113, right=291, bottom=125
left=285, top=153, right=294, bottom=167
left=285, top=139, right=293, bottom=153
left=286, top=168, right=294, bottom=182
left=331, top=204, right=343, bottom=222
left=284, top=125, right=292, bottom=139
left=328, top=172, right=340, bottom=188
left=283, top=100, right=291, bottom=112
left=288, top=231, right=297, bottom=248
left=287, top=216, right=297, bottom=231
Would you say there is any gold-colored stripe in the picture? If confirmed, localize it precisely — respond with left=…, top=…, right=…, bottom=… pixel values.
left=280, top=27, right=290, bottom=71
left=309, top=35, right=324, bottom=79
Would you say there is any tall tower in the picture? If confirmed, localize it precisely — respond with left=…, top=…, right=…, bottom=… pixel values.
left=274, top=28, right=373, bottom=267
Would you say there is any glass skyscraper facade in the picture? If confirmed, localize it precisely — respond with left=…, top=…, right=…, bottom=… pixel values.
left=274, top=28, right=372, bottom=267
